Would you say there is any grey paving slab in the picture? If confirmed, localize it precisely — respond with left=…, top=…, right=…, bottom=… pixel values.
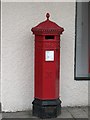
left=2, top=106, right=88, bottom=119
left=2, top=109, right=73, bottom=119
left=67, top=107, right=88, bottom=118
left=0, top=113, right=2, bottom=120
left=57, top=107, right=73, bottom=118
left=2, top=111, right=37, bottom=118
left=82, top=106, right=88, bottom=115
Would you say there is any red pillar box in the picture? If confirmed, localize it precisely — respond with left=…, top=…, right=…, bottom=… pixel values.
left=31, top=13, right=64, bottom=118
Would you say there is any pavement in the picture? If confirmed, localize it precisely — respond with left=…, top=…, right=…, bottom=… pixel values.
left=0, top=106, right=89, bottom=119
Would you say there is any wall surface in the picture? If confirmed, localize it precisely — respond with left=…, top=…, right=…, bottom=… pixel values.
left=2, top=2, right=88, bottom=112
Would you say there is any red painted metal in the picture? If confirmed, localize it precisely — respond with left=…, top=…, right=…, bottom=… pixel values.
left=31, top=13, right=64, bottom=100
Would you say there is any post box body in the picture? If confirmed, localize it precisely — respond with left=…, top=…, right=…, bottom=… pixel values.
left=35, top=35, right=60, bottom=100
left=31, top=13, right=64, bottom=118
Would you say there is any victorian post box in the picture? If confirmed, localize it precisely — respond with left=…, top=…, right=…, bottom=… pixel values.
left=31, top=13, right=64, bottom=118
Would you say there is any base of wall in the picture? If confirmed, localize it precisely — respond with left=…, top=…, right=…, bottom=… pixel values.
left=32, top=98, right=61, bottom=119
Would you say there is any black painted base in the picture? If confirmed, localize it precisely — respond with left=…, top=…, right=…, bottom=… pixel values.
left=32, top=98, right=61, bottom=119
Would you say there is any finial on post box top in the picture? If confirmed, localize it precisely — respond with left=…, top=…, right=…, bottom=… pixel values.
left=46, top=13, right=50, bottom=20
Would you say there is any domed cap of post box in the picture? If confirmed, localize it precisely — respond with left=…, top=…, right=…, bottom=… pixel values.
left=31, top=13, right=64, bottom=35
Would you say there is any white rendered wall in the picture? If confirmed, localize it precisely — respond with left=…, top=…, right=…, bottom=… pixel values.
left=1, top=2, right=88, bottom=112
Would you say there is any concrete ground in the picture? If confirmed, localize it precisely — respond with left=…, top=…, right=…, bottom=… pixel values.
left=0, top=106, right=89, bottom=119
